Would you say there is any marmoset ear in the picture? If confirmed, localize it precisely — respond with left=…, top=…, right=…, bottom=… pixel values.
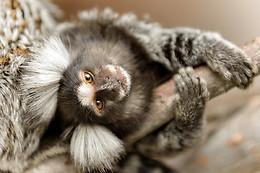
left=70, top=124, right=125, bottom=172
left=21, top=37, right=70, bottom=127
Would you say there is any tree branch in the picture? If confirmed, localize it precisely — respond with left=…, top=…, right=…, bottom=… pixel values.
left=125, top=37, right=260, bottom=145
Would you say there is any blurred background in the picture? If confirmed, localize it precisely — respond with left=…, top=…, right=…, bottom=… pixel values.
left=52, top=0, right=260, bottom=45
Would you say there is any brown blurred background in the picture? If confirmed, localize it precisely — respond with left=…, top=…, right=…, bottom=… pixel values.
left=53, top=0, right=260, bottom=45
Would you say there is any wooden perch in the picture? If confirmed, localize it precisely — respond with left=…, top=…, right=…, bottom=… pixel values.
left=125, top=37, right=260, bottom=145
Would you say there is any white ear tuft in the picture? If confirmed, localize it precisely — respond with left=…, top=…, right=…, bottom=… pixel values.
left=70, top=124, right=125, bottom=172
left=21, top=37, right=70, bottom=126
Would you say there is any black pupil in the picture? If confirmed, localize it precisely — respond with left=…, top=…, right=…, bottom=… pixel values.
left=85, top=73, right=91, bottom=81
left=96, top=100, right=101, bottom=106
left=96, top=100, right=103, bottom=110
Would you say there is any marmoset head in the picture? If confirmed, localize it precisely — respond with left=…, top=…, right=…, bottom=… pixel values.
left=37, top=15, right=155, bottom=171
left=58, top=55, right=132, bottom=126
left=56, top=43, right=135, bottom=172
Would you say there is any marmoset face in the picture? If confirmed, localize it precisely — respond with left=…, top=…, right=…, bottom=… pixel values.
left=58, top=55, right=132, bottom=125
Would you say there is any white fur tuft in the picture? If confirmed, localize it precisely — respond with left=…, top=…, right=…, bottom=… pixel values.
left=77, top=83, right=95, bottom=106
left=22, top=37, right=70, bottom=125
left=70, top=124, right=125, bottom=172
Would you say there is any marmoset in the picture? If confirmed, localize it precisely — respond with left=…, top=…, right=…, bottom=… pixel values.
left=19, top=9, right=257, bottom=172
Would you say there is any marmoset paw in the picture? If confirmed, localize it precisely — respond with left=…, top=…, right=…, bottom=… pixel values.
left=173, top=67, right=209, bottom=129
left=231, top=53, right=257, bottom=89
left=211, top=48, right=257, bottom=89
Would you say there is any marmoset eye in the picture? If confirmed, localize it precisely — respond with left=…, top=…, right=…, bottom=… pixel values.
left=95, top=99, right=104, bottom=111
left=83, top=72, right=94, bottom=84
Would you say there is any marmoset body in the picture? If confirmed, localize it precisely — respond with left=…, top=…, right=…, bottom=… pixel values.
left=1, top=8, right=257, bottom=173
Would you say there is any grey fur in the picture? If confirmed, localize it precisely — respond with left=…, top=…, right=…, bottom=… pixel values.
left=114, top=152, right=177, bottom=173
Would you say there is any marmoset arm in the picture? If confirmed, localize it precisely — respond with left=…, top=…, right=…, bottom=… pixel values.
left=125, top=37, right=260, bottom=146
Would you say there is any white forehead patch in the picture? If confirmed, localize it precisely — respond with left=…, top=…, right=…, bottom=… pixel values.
left=77, top=83, right=95, bottom=106
left=106, top=64, right=117, bottom=73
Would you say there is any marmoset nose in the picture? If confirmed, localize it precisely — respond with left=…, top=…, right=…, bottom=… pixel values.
left=94, top=64, right=132, bottom=101
left=95, top=81, right=124, bottom=101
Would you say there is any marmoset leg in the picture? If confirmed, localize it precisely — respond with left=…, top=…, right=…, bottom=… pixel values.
left=136, top=67, right=209, bottom=157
